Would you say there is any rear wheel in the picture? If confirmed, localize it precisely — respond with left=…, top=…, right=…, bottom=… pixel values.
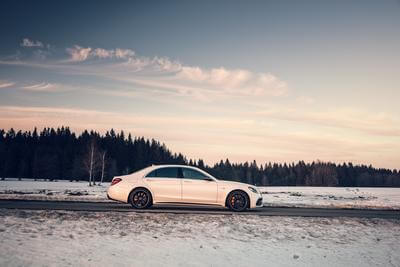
left=226, top=190, right=249, bottom=212
left=129, top=188, right=152, bottom=209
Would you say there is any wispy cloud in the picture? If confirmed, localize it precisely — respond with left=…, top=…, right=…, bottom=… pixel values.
left=92, top=48, right=114, bottom=58
left=65, top=45, right=135, bottom=62
left=115, top=48, right=135, bottom=59
left=20, top=38, right=44, bottom=48
left=60, top=45, right=289, bottom=100
left=21, top=82, right=59, bottom=92
left=0, top=106, right=112, bottom=116
left=177, top=67, right=287, bottom=97
left=0, top=80, right=15, bottom=88
left=65, top=45, right=92, bottom=62
left=2, top=43, right=289, bottom=100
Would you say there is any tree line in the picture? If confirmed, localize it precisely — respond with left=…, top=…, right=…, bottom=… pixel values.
left=0, top=127, right=399, bottom=187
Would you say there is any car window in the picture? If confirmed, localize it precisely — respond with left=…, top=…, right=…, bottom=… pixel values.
left=182, top=168, right=209, bottom=180
left=146, top=167, right=180, bottom=178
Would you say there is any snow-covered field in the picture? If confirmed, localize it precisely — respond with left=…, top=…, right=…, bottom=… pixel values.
left=0, top=209, right=399, bottom=267
left=260, top=186, right=400, bottom=210
left=0, top=179, right=110, bottom=202
left=1, top=179, right=400, bottom=210
left=1, top=181, right=400, bottom=266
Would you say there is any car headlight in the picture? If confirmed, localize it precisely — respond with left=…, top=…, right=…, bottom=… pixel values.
left=248, top=186, right=258, bottom=193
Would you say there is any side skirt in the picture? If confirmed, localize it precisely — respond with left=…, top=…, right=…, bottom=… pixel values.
left=154, top=202, right=225, bottom=208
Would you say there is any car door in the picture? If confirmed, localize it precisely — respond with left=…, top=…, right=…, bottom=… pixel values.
left=143, top=167, right=182, bottom=203
left=181, top=167, right=217, bottom=204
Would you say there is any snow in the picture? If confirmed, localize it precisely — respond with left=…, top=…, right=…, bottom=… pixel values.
left=1, top=179, right=400, bottom=210
left=260, top=186, right=400, bottom=210
left=0, top=179, right=110, bottom=202
left=0, top=209, right=399, bottom=266
left=1, top=181, right=399, bottom=266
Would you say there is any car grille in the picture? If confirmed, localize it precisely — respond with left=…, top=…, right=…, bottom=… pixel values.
left=256, top=198, right=263, bottom=206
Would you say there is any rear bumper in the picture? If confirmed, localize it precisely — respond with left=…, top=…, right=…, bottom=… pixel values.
left=107, top=192, right=127, bottom=203
left=107, top=184, right=130, bottom=203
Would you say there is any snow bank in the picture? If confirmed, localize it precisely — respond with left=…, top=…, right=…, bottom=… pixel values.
left=260, top=186, right=400, bottom=210
left=0, top=210, right=399, bottom=267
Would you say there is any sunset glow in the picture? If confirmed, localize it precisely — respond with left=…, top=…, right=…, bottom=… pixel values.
left=1, top=1, right=399, bottom=169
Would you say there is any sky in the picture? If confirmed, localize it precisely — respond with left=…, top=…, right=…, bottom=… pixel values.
left=0, top=0, right=399, bottom=169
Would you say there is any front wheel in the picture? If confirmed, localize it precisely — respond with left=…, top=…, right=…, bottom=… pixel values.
left=129, top=188, right=152, bottom=209
left=226, top=190, right=249, bottom=212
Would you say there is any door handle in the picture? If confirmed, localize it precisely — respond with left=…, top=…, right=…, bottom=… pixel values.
left=184, top=180, right=192, bottom=183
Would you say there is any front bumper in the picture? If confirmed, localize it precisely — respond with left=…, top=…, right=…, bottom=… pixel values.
left=256, top=197, right=263, bottom=207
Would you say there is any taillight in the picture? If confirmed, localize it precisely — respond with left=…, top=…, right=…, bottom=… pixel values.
left=111, top=178, right=122, bottom=186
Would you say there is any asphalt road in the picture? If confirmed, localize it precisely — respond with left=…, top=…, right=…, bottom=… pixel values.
left=1, top=199, right=399, bottom=219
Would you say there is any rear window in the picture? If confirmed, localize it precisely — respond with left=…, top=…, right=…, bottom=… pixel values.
left=146, top=167, right=180, bottom=178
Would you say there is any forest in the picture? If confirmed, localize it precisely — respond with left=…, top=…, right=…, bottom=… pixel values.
left=0, top=127, right=399, bottom=187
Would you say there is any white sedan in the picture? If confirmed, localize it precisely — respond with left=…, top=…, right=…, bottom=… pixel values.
left=107, top=165, right=263, bottom=211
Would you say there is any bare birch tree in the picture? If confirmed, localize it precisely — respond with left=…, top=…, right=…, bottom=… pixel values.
left=83, top=139, right=100, bottom=186
left=99, top=150, right=107, bottom=185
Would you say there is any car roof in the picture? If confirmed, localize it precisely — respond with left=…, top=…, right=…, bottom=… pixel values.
left=145, top=164, right=202, bottom=172
left=136, top=164, right=213, bottom=178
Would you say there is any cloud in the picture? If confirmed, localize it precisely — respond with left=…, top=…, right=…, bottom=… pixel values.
left=20, top=38, right=44, bottom=48
left=115, top=48, right=135, bottom=59
left=1, top=42, right=288, bottom=100
left=66, top=46, right=135, bottom=62
left=21, top=82, right=59, bottom=92
left=92, top=48, right=113, bottom=58
left=6, top=44, right=283, bottom=100
left=0, top=106, right=111, bottom=117
left=61, top=45, right=288, bottom=99
left=2, top=42, right=289, bottom=100
left=177, top=67, right=287, bottom=97
left=66, top=45, right=92, bottom=62
left=0, top=81, right=15, bottom=88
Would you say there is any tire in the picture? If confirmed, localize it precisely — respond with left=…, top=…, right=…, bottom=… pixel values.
left=129, top=188, right=153, bottom=209
left=226, top=190, right=249, bottom=212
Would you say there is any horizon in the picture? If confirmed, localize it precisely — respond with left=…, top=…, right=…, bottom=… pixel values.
left=1, top=0, right=399, bottom=169
left=1, top=126, right=397, bottom=171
